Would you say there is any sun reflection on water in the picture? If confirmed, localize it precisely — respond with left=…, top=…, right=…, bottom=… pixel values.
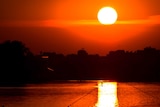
left=95, top=81, right=118, bottom=107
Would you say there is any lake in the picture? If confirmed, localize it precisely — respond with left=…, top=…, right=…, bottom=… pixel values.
left=0, top=81, right=160, bottom=107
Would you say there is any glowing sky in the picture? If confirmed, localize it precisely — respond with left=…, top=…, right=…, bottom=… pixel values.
left=0, top=0, right=160, bottom=55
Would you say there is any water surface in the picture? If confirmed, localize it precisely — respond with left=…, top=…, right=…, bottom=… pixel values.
left=0, top=81, right=160, bottom=107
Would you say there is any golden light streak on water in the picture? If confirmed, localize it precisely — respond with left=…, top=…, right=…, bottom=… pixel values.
left=95, top=81, right=118, bottom=107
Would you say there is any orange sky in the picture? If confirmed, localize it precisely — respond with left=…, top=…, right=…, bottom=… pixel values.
left=54, top=0, right=149, bottom=20
left=1, top=0, right=160, bottom=55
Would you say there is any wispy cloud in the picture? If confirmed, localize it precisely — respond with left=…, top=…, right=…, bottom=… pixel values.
left=116, top=15, right=160, bottom=24
left=1, top=15, right=160, bottom=27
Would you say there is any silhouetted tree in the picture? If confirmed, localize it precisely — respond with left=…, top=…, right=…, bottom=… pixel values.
left=1, top=39, right=160, bottom=84
left=0, top=40, right=32, bottom=85
left=77, top=49, right=88, bottom=57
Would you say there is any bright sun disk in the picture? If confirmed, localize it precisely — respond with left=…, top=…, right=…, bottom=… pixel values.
left=97, top=7, right=118, bottom=25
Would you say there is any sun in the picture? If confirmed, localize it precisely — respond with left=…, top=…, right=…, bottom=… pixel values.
left=97, top=7, right=118, bottom=25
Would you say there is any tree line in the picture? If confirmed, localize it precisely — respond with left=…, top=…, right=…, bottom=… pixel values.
left=0, top=40, right=160, bottom=85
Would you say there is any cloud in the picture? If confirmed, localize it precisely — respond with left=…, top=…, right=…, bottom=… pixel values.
left=148, top=15, right=160, bottom=23
left=1, top=15, right=160, bottom=27
left=42, top=16, right=160, bottom=26
left=116, top=15, right=160, bottom=24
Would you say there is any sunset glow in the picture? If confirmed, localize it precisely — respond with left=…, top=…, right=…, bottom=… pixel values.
left=1, top=0, right=160, bottom=55
left=1, top=1, right=160, bottom=106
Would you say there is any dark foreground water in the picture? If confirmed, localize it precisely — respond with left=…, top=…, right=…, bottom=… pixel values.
left=0, top=81, right=160, bottom=107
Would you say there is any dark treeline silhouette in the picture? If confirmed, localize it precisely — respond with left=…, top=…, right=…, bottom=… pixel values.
left=0, top=40, right=160, bottom=85
left=40, top=47, right=160, bottom=82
